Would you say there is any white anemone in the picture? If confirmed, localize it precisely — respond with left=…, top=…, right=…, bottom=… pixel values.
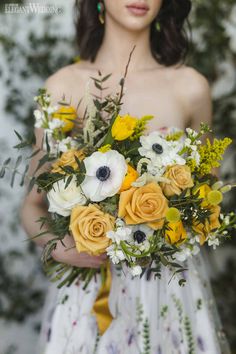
left=81, top=150, right=127, bottom=202
left=139, top=131, right=185, bottom=167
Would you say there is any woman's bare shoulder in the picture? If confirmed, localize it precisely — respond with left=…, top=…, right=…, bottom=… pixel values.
left=171, top=64, right=212, bottom=127
left=44, top=62, right=90, bottom=99
left=173, top=65, right=211, bottom=99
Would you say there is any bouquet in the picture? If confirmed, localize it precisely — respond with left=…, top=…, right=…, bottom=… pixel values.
left=2, top=59, right=236, bottom=291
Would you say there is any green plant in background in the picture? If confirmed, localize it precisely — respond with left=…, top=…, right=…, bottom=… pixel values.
left=190, top=1, right=236, bottom=201
left=0, top=0, right=236, bottom=351
left=189, top=2, right=236, bottom=351
left=0, top=1, right=76, bottom=345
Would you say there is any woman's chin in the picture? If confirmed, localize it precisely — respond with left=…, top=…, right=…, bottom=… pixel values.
left=117, top=17, right=152, bottom=32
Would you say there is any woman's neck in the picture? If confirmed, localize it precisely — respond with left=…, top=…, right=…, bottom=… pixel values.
left=94, top=16, right=162, bottom=74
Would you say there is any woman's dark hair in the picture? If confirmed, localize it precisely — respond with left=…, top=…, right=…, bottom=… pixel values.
left=74, top=0, right=192, bottom=66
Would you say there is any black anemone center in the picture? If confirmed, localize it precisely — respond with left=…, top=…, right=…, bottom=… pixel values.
left=96, top=166, right=111, bottom=181
left=134, top=230, right=146, bottom=244
left=152, top=143, right=163, bottom=154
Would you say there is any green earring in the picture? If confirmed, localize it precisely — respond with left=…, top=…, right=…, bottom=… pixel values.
left=97, top=2, right=105, bottom=25
left=155, top=20, right=161, bottom=32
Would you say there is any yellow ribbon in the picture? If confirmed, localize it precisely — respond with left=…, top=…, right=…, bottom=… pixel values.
left=91, top=261, right=113, bottom=335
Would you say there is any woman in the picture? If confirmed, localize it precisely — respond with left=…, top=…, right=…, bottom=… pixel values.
left=21, top=0, right=231, bottom=353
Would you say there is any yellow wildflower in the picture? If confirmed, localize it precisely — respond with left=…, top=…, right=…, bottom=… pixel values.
left=186, top=158, right=197, bottom=172
left=166, top=131, right=184, bottom=141
left=98, top=144, right=111, bottom=153
left=130, top=115, right=153, bottom=141
left=111, top=114, right=137, bottom=141
left=196, top=137, right=232, bottom=175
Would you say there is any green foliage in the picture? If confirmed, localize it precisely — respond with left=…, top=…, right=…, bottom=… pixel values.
left=136, top=297, right=144, bottom=324
left=184, top=316, right=196, bottom=354
left=0, top=252, right=44, bottom=322
left=142, top=318, right=151, bottom=354
left=190, top=1, right=236, bottom=213
left=92, top=330, right=101, bottom=354
left=44, top=259, right=99, bottom=290
left=0, top=10, right=74, bottom=137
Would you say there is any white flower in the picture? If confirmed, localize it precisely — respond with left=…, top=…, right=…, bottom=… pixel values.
left=189, top=235, right=200, bottom=245
left=174, top=248, right=192, bottom=262
left=139, top=131, right=185, bottom=167
left=130, top=265, right=142, bottom=277
left=184, top=138, right=192, bottom=147
left=106, top=245, right=126, bottom=264
left=192, top=245, right=200, bottom=256
left=186, top=128, right=198, bottom=138
left=34, top=109, right=43, bottom=120
left=131, top=224, right=153, bottom=251
left=207, top=236, right=220, bottom=250
left=47, top=175, right=86, bottom=217
left=106, top=226, right=132, bottom=245
left=190, top=150, right=200, bottom=165
left=47, top=105, right=58, bottom=115
left=44, top=95, right=51, bottom=103
left=58, top=137, right=79, bottom=153
left=223, top=215, right=230, bottom=225
left=174, top=244, right=200, bottom=262
left=115, top=218, right=126, bottom=228
left=48, top=118, right=65, bottom=131
left=146, top=160, right=166, bottom=177
left=81, top=150, right=127, bottom=202
left=34, top=109, right=45, bottom=128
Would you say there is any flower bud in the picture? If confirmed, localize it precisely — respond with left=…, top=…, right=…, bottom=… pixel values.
left=212, top=181, right=224, bottom=190
left=220, top=185, right=232, bottom=194
left=207, top=190, right=223, bottom=205
left=166, top=207, right=181, bottom=223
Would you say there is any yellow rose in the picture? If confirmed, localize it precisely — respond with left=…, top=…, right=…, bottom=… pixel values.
left=52, top=149, right=85, bottom=174
left=161, top=165, right=194, bottom=197
left=193, top=205, right=221, bottom=245
left=111, top=114, right=137, bottom=140
left=118, top=182, right=169, bottom=230
left=70, top=204, right=115, bottom=256
left=165, top=221, right=187, bottom=245
left=119, top=165, right=139, bottom=192
left=52, top=105, right=77, bottom=133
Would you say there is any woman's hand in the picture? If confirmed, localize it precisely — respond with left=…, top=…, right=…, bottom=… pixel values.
left=51, top=234, right=107, bottom=268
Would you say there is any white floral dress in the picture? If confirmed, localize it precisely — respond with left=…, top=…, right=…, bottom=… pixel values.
left=38, top=253, right=230, bottom=354
left=38, top=127, right=231, bottom=354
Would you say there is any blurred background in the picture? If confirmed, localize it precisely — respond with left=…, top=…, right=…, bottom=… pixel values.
left=0, top=0, right=235, bottom=353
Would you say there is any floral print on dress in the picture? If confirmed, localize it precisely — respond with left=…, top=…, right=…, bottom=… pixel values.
left=37, top=252, right=230, bottom=354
